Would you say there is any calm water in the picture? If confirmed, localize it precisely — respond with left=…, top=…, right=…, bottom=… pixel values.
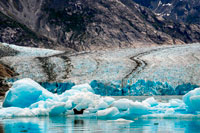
left=0, top=96, right=200, bottom=133
left=0, top=116, right=200, bottom=133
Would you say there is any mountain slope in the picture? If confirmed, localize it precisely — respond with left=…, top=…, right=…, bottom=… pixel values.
left=132, top=0, right=200, bottom=24
left=0, top=0, right=200, bottom=50
left=0, top=11, right=56, bottom=48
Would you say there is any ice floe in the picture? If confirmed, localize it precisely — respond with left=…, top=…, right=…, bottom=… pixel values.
left=1, top=78, right=200, bottom=119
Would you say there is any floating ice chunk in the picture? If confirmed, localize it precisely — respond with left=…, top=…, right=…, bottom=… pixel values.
left=87, top=107, right=98, bottom=113
left=60, top=90, right=80, bottom=98
left=142, top=97, right=158, bottom=107
left=0, top=107, right=33, bottom=117
left=165, top=108, right=175, bottom=114
left=128, top=102, right=149, bottom=115
left=69, top=92, right=100, bottom=111
left=189, top=96, right=200, bottom=111
left=97, top=107, right=120, bottom=119
left=60, top=83, right=94, bottom=98
left=112, top=99, right=133, bottom=111
left=107, top=118, right=134, bottom=123
left=30, top=108, right=49, bottom=116
left=95, top=100, right=109, bottom=110
left=169, top=99, right=184, bottom=108
left=102, top=97, right=115, bottom=106
left=2, top=78, right=200, bottom=119
left=49, top=103, right=66, bottom=116
left=65, top=100, right=73, bottom=109
left=70, top=83, right=94, bottom=93
left=3, top=78, right=56, bottom=108
left=183, top=88, right=200, bottom=111
left=29, top=100, right=53, bottom=109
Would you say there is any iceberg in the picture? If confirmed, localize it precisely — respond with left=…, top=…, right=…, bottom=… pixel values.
left=6, top=79, right=199, bottom=96
left=1, top=78, right=200, bottom=119
left=97, top=107, right=120, bottom=119
left=142, top=97, right=158, bottom=107
left=107, top=118, right=134, bottom=123
left=128, top=102, right=149, bottom=115
left=183, top=88, right=200, bottom=112
left=3, top=78, right=57, bottom=108
left=112, top=99, right=133, bottom=111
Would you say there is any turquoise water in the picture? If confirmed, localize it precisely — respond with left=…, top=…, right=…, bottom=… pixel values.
left=1, top=116, right=200, bottom=133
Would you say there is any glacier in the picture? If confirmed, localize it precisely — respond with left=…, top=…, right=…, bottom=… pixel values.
left=6, top=78, right=199, bottom=96
left=1, top=78, right=200, bottom=119
left=90, top=80, right=199, bottom=96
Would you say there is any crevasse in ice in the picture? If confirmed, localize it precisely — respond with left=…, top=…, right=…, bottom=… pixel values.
left=1, top=78, right=200, bottom=119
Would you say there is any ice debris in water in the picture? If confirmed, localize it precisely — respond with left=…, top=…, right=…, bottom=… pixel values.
left=1, top=78, right=200, bottom=119
left=183, top=88, right=200, bottom=112
left=6, top=79, right=199, bottom=96
left=107, top=118, right=134, bottom=123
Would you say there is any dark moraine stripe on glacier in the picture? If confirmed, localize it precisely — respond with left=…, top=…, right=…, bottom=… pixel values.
left=121, top=45, right=181, bottom=88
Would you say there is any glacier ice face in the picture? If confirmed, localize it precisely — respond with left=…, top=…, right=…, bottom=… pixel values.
left=90, top=80, right=199, bottom=96
left=39, top=82, right=75, bottom=94
left=1, top=78, right=200, bottom=119
left=6, top=79, right=199, bottom=96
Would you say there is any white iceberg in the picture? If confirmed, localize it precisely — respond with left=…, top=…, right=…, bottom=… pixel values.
left=1, top=78, right=200, bottom=119
left=142, top=97, right=158, bottom=107
left=112, top=99, right=133, bottom=111
left=128, top=101, right=149, bottom=115
left=97, top=107, right=120, bottom=119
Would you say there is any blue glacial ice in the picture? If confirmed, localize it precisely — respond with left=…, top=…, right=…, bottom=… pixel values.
left=90, top=80, right=199, bottom=96
left=3, top=78, right=57, bottom=108
left=183, top=88, right=200, bottom=112
left=1, top=78, right=200, bottom=119
left=6, top=79, right=199, bottom=96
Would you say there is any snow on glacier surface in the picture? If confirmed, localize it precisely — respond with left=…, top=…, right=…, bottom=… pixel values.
left=0, top=43, right=65, bottom=82
left=1, top=43, right=200, bottom=87
left=2, top=43, right=62, bottom=57
left=1, top=78, right=200, bottom=119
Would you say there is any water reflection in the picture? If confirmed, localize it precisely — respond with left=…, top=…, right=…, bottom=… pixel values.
left=74, top=119, right=84, bottom=127
left=0, top=123, right=4, bottom=133
left=0, top=117, right=200, bottom=133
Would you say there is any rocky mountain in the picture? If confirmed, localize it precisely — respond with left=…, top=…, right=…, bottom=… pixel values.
left=133, top=0, right=200, bottom=24
left=0, top=0, right=200, bottom=51
left=0, top=63, right=15, bottom=95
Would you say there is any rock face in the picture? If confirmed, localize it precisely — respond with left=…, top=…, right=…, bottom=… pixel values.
left=133, top=0, right=200, bottom=24
left=0, top=44, right=18, bottom=96
left=0, top=11, right=56, bottom=49
left=0, top=63, right=16, bottom=96
left=0, top=0, right=200, bottom=51
left=0, top=64, right=14, bottom=79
